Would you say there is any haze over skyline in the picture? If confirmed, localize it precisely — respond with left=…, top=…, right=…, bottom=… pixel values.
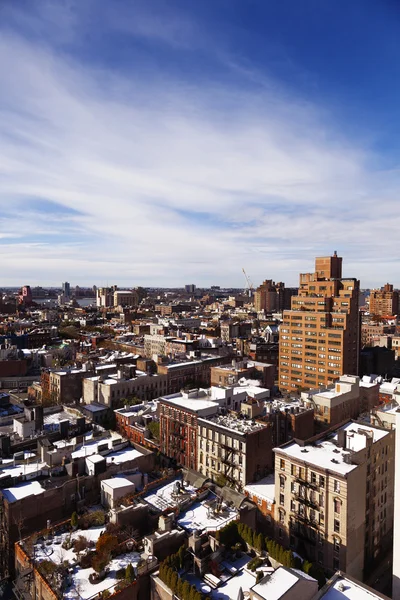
left=1, top=0, right=400, bottom=288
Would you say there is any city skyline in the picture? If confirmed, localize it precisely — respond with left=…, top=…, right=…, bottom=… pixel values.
left=1, top=1, right=400, bottom=287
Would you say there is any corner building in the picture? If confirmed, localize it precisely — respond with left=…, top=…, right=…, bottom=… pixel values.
left=279, top=253, right=360, bottom=392
left=274, top=421, right=394, bottom=581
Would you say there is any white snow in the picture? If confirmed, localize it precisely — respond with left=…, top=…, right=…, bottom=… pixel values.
left=244, top=475, right=275, bottom=504
left=106, top=447, right=143, bottom=465
left=33, top=526, right=141, bottom=600
left=251, top=568, right=299, bottom=600
left=0, top=461, right=46, bottom=481
left=320, top=575, right=386, bottom=599
left=177, top=501, right=237, bottom=533
left=144, top=479, right=197, bottom=511
left=2, top=481, right=45, bottom=502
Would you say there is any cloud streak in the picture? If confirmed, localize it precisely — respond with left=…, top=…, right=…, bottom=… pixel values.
left=0, top=2, right=399, bottom=287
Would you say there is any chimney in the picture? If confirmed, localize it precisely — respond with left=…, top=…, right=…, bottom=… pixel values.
left=337, top=429, right=346, bottom=449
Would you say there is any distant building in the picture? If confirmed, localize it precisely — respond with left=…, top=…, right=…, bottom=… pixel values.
left=62, top=281, right=70, bottom=299
left=369, top=283, right=399, bottom=317
left=18, top=286, right=32, bottom=307
left=254, top=280, right=297, bottom=313
left=185, top=284, right=196, bottom=293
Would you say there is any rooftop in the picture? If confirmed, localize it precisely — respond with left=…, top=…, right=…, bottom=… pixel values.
left=160, top=395, right=219, bottom=414
left=318, top=573, right=390, bottom=599
left=244, top=474, right=275, bottom=504
left=198, top=413, right=266, bottom=435
left=2, top=480, right=45, bottom=502
left=251, top=567, right=316, bottom=600
left=276, top=422, right=389, bottom=476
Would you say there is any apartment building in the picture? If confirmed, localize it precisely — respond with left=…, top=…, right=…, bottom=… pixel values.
left=254, top=281, right=297, bottom=314
left=157, top=355, right=231, bottom=392
left=159, top=392, right=219, bottom=470
left=197, top=414, right=273, bottom=490
left=83, top=368, right=168, bottom=408
left=369, top=283, right=399, bottom=317
left=274, top=421, right=394, bottom=580
left=301, top=375, right=362, bottom=427
left=279, top=253, right=360, bottom=393
left=113, top=290, right=137, bottom=307
left=361, top=323, right=395, bottom=347
left=262, top=400, right=315, bottom=447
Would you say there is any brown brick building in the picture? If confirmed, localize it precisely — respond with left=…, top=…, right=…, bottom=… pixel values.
left=159, top=394, right=219, bottom=470
left=279, top=253, right=360, bottom=393
left=369, top=283, right=399, bottom=317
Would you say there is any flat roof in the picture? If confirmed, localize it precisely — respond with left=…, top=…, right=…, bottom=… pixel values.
left=161, top=397, right=219, bottom=413
left=276, top=423, right=388, bottom=476
left=101, top=477, right=135, bottom=490
left=2, top=480, right=45, bottom=502
left=244, top=474, right=275, bottom=503
left=319, top=574, right=389, bottom=599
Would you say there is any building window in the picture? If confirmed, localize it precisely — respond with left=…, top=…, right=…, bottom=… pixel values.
left=280, top=493, right=285, bottom=506
left=280, top=459, right=285, bottom=470
left=334, top=519, right=340, bottom=533
left=311, top=471, right=316, bottom=484
left=291, top=464, right=295, bottom=476
left=334, top=480, right=340, bottom=493
left=290, top=500, right=296, bottom=512
left=319, top=475, right=325, bottom=488
left=280, top=475, right=285, bottom=489
left=334, top=498, right=341, bottom=514
left=279, top=510, right=285, bottom=523
left=279, top=528, right=284, bottom=539
left=333, top=538, right=340, bottom=553
left=318, top=551, right=324, bottom=565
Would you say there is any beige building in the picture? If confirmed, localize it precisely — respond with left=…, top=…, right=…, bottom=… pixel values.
left=113, top=290, right=136, bottom=307
left=279, top=253, right=360, bottom=393
left=83, top=369, right=168, bottom=408
left=301, top=375, right=361, bottom=427
left=197, top=414, right=273, bottom=491
left=274, top=421, right=394, bottom=580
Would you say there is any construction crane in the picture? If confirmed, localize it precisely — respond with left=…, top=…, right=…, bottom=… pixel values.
left=242, top=268, right=254, bottom=298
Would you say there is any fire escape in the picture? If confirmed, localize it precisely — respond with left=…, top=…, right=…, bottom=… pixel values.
left=220, top=442, right=238, bottom=487
left=290, top=474, right=321, bottom=545
left=169, top=420, right=186, bottom=465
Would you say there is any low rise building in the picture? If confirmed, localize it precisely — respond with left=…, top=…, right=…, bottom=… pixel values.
left=211, top=359, right=275, bottom=390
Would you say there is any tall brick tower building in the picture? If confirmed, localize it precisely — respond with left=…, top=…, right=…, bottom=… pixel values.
left=279, top=253, right=359, bottom=392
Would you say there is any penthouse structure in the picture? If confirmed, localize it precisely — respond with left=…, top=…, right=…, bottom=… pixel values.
left=159, top=392, right=219, bottom=470
left=197, top=414, right=272, bottom=490
left=274, top=421, right=394, bottom=580
left=279, top=253, right=360, bottom=392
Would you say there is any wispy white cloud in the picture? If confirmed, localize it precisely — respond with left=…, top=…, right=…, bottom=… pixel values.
left=0, top=3, right=399, bottom=287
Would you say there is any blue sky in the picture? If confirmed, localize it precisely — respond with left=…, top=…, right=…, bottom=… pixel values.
left=1, top=0, right=400, bottom=287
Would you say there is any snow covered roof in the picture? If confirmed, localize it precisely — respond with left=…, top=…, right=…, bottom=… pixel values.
left=244, top=474, right=275, bottom=504
left=276, top=422, right=388, bottom=476
left=251, top=567, right=317, bottom=600
left=101, top=477, right=135, bottom=490
left=318, top=573, right=390, bottom=599
left=2, top=480, right=45, bottom=502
